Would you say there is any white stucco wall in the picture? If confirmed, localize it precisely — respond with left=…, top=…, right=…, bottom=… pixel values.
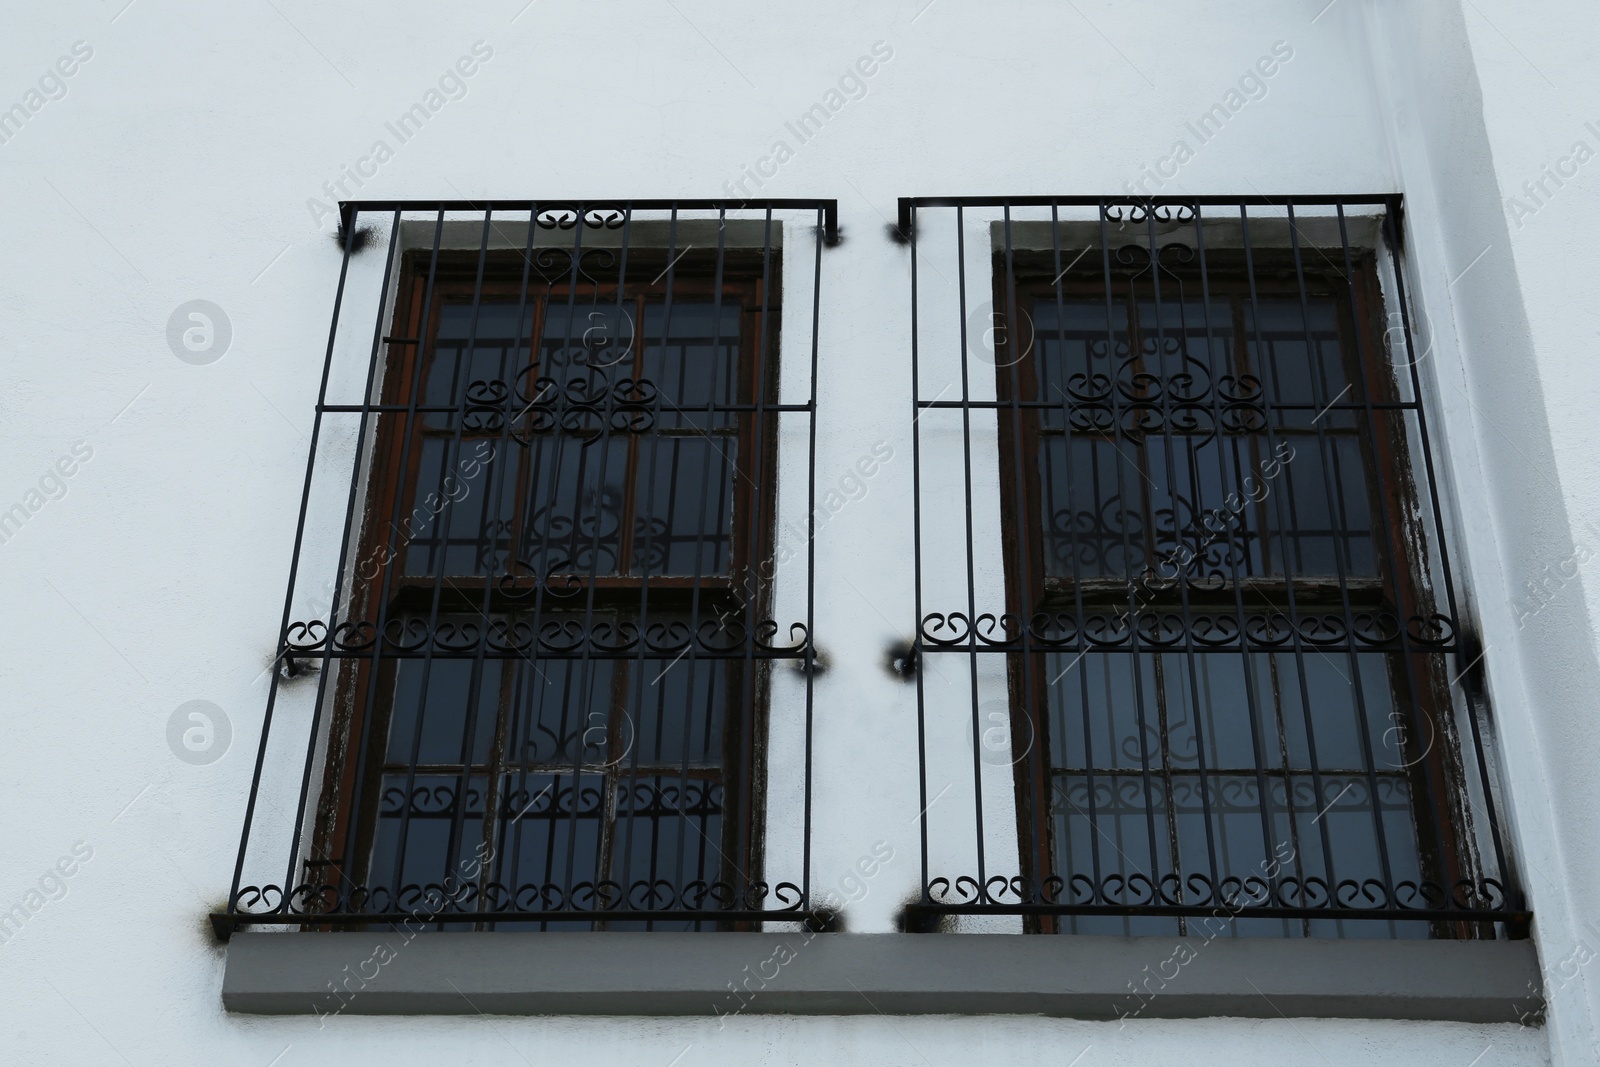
left=1, top=0, right=1590, bottom=1063
left=1360, top=1, right=1600, bottom=1064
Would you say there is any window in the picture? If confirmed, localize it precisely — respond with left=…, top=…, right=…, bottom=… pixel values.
left=218, top=196, right=1523, bottom=948
left=904, top=197, right=1523, bottom=939
left=220, top=203, right=832, bottom=935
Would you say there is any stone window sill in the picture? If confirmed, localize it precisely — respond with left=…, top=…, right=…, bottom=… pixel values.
left=222, top=931, right=1537, bottom=1022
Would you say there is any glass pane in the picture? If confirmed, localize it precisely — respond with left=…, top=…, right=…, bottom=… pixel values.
left=611, top=773, right=725, bottom=901
left=541, top=302, right=637, bottom=380
left=1176, top=652, right=1262, bottom=771
left=424, top=302, right=535, bottom=427
left=538, top=302, right=635, bottom=395
left=641, top=302, right=742, bottom=430
left=505, top=654, right=616, bottom=768
left=517, top=435, right=629, bottom=576
left=369, top=772, right=486, bottom=898
left=385, top=655, right=500, bottom=766
left=630, top=655, right=728, bottom=767
left=1029, top=298, right=1128, bottom=432
left=1132, top=297, right=1241, bottom=426
left=1050, top=771, right=1176, bottom=936
left=1030, top=293, right=1378, bottom=585
left=1044, top=650, right=1427, bottom=939
left=1038, top=436, right=1144, bottom=578
left=1245, top=298, right=1351, bottom=414
left=492, top=770, right=607, bottom=901
left=1048, top=651, right=1162, bottom=771
left=632, top=437, right=736, bottom=576
left=403, top=436, right=517, bottom=576
left=1269, top=434, right=1377, bottom=578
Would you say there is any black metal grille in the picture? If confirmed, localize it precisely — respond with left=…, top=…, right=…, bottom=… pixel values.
left=901, top=195, right=1525, bottom=937
left=218, top=200, right=832, bottom=935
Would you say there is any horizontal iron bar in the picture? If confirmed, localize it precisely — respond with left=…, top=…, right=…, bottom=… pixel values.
left=1044, top=767, right=1410, bottom=777
left=896, top=194, right=1400, bottom=236
left=211, top=908, right=819, bottom=939
left=898, top=194, right=1400, bottom=209
left=317, top=404, right=812, bottom=414
left=905, top=902, right=1527, bottom=923
left=918, top=643, right=1459, bottom=655
left=340, top=198, right=840, bottom=244
left=284, top=648, right=812, bottom=660
left=914, top=401, right=1422, bottom=412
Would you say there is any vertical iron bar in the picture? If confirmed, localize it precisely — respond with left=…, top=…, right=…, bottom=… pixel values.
left=279, top=207, right=406, bottom=902
left=736, top=207, right=777, bottom=920
left=953, top=207, right=990, bottom=894
left=435, top=209, right=498, bottom=916
left=1284, top=204, right=1395, bottom=934
left=477, top=203, right=544, bottom=925
left=558, top=203, right=604, bottom=912
left=999, top=207, right=1041, bottom=919
left=910, top=202, right=932, bottom=909
left=386, top=208, right=454, bottom=908
left=1191, top=207, right=1281, bottom=931
left=1047, top=202, right=1104, bottom=932
left=668, top=208, right=728, bottom=914
left=1097, top=202, right=1166, bottom=913
left=753, top=208, right=777, bottom=908
left=802, top=203, right=823, bottom=914
left=1142, top=207, right=1223, bottom=928
left=230, top=202, right=363, bottom=912
left=1237, top=204, right=1339, bottom=926
left=619, top=210, right=672, bottom=922
left=331, top=205, right=429, bottom=898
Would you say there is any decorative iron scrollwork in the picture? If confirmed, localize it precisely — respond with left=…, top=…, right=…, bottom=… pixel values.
left=533, top=202, right=630, bottom=232
left=919, top=872, right=1513, bottom=919
left=283, top=614, right=811, bottom=659
left=228, top=876, right=805, bottom=922
left=916, top=608, right=1457, bottom=653
left=462, top=375, right=659, bottom=444
left=1102, top=199, right=1198, bottom=226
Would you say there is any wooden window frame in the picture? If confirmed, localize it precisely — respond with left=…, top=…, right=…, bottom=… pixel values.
left=992, top=248, right=1469, bottom=936
left=307, top=247, right=783, bottom=929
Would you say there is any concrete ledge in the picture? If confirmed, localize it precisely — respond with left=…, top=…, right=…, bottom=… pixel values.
left=222, top=931, right=1538, bottom=1021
